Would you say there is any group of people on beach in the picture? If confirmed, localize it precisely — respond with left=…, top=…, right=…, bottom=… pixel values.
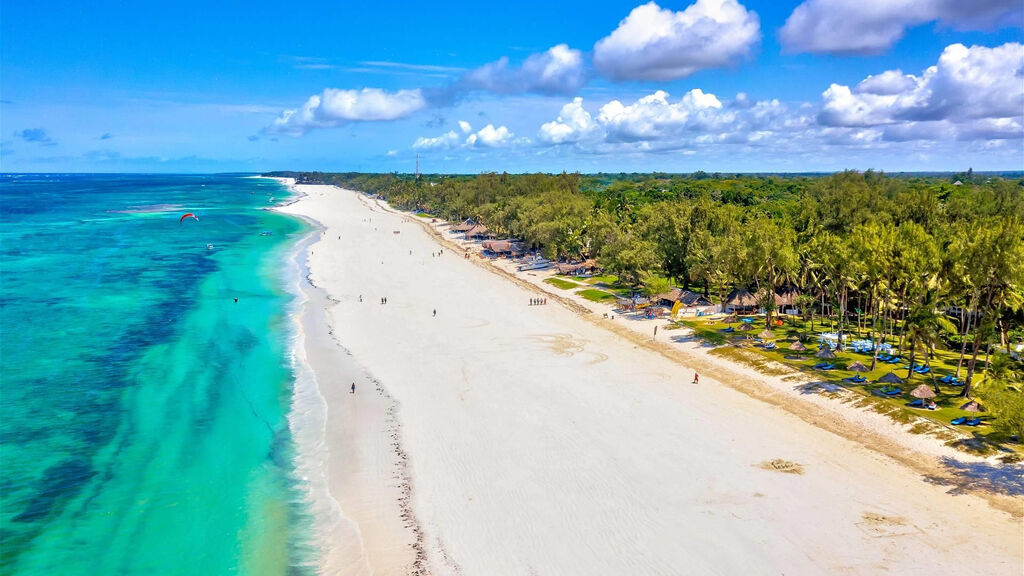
left=530, top=298, right=547, bottom=306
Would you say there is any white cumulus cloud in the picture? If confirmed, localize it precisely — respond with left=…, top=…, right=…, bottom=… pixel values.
left=593, top=0, right=761, bottom=81
left=414, top=122, right=524, bottom=150
left=268, top=88, right=426, bottom=135
left=818, top=42, right=1024, bottom=142
left=413, top=130, right=461, bottom=150
left=780, top=0, right=1022, bottom=55
left=598, top=89, right=725, bottom=142
left=538, top=97, right=598, bottom=144
left=457, top=44, right=586, bottom=96
left=855, top=70, right=918, bottom=95
left=466, top=124, right=516, bottom=147
left=534, top=89, right=811, bottom=154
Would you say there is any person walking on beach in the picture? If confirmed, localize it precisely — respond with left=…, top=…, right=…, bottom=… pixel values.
left=351, top=382, right=356, bottom=394
left=433, top=309, right=436, bottom=317
left=693, top=373, right=699, bottom=384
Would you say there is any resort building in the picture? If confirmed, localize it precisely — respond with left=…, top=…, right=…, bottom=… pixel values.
left=655, top=288, right=718, bottom=315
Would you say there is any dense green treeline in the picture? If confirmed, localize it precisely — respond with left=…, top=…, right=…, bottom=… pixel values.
left=271, top=169, right=1023, bottom=418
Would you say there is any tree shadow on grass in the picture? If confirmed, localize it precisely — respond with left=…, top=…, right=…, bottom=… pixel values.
left=924, top=456, right=1024, bottom=497
left=794, top=381, right=843, bottom=395
left=670, top=334, right=721, bottom=348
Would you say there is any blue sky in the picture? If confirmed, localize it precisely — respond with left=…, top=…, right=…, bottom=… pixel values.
left=2, top=0, right=1022, bottom=173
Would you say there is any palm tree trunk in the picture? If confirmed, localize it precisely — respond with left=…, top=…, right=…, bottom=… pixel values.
left=870, top=292, right=880, bottom=371
left=906, top=340, right=916, bottom=381
left=897, top=288, right=907, bottom=355
left=962, top=329, right=983, bottom=398
left=955, top=301, right=975, bottom=377
left=836, top=286, right=845, bottom=351
left=963, top=290, right=994, bottom=398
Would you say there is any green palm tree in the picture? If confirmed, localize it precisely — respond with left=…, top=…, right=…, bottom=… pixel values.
left=903, top=293, right=956, bottom=390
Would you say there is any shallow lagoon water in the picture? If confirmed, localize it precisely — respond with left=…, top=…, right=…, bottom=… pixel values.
left=0, top=174, right=312, bottom=575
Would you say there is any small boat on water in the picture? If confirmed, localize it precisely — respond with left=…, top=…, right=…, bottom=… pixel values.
left=206, top=243, right=214, bottom=250
left=259, top=231, right=273, bottom=236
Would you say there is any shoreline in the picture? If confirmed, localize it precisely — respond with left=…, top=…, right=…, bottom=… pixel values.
left=278, top=182, right=1022, bottom=575
left=269, top=177, right=422, bottom=575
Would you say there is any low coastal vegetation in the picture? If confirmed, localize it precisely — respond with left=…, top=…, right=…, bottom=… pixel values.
left=270, top=170, right=1024, bottom=447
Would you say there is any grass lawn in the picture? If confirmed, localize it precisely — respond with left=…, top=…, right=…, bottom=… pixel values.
left=577, top=288, right=619, bottom=303
left=585, top=274, right=619, bottom=285
left=680, top=315, right=1018, bottom=454
left=414, top=211, right=436, bottom=218
left=545, top=277, right=580, bottom=289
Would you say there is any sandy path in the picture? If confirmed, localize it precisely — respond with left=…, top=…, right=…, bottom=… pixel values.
left=279, top=185, right=1022, bottom=576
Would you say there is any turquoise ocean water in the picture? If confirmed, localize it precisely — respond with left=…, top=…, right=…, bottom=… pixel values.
left=0, top=174, right=313, bottom=575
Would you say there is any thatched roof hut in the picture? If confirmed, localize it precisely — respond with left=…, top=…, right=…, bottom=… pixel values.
left=911, top=384, right=936, bottom=399
left=555, top=262, right=585, bottom=275
left=464, top=224, right=491, bottom=239
left=450, top=220, right=475, bottom=233
left=656, top=287, right=714, bottom=308
left=737, top=322, right=754, bottom=332
left=758, top=329, right=775, bottom=339
left=774, top=285, right=800, bottom=307
left=789, top=340, right=806, bottom=351
left=959, top=400, right=985, bottom=412
left=815, top=347, right=836, bottom=359
left=847, top=361, right=868, bottom=372
left=481, top=239, right=513, bottom=253
left=725, top=288, right=759, bottom=309
left=877, top=371, right=905, bottom=384
left=721, top=314, right=739, bottom=324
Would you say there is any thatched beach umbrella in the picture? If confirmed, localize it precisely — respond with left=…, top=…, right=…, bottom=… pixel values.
left=737, top=322, right=754, bottom=332
left=759, top=329, right=776, bottom=339
left=877, top=371, right=904, bottom=384
left=959, top=400, right=985, bottom=412
left=815, top=347, right=836, bottom=359
left=848, top=361, right=868, bottom=372
left=789, top=340, right=807, bottom=351
left=911, top=384, right=936, bottom=400
left=721, top=314, right=738, bottom=324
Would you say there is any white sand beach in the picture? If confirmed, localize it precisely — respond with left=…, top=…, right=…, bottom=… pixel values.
left=278, top=184, right=1023, bottom=576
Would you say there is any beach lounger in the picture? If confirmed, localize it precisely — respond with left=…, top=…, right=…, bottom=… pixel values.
left=765, top=342, right=776, bottom=350
left=908, top=399, right=924, bottom=408
left=878, top=354, right=891, bottom=361
left=881, top=386, right=902, bottom=396
left=951, top=417, right=967, bottom=425
left=722, top=327, right=734, bottom=333
left=818, top=363, right=835, bottom=370
left=939, top=375, right=952, bottom=384
left=812, top=362, right=826, bottom=369
left=966, top=418, right=982, bottom=427
left=886, top=357, right=901, bottom=364
left=917, top=366, right=930, bottom=374
left=848, top=375, right=866, bottom=383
